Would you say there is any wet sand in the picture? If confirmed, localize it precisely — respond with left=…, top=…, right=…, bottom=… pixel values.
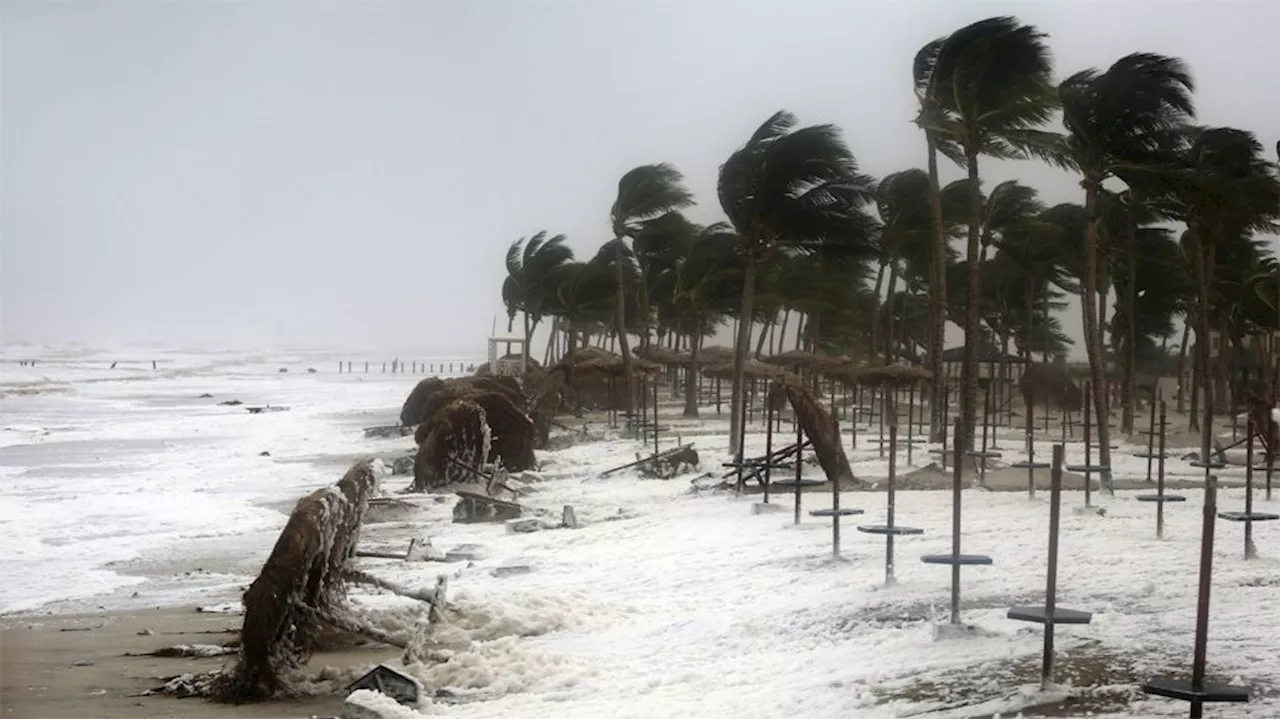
left=0, top=606, right=396, bottom=719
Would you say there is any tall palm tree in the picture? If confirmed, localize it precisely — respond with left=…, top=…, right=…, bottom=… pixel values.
left=610, top=164, right=694, bottom=413
left=913, top=36, right=964, bottom=440
left=873, top=170, right=934, bottom=365
left=718, top=110, right=878, bottom=450
left=1158, top=127, right=1280, bottom=447
left=1058, top=52, right=1195, bottom=491
left=502, top=232, right=574, bottom=363
left=916, top=16, right=1059, bottom=447
left=660, top=222, right=743, bottom=416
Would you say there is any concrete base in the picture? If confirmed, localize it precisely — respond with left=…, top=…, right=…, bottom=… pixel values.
left=506, top=518, right=543, bottom=534
left=752, top=502, right=786, bottom=515
left=1072, top=505, right=1107, bottom=517
left=562, top=505, right=579, bottom=529
left=932, top=622, right=989, bottom=641
left=493, top=557, right=533, bottom=577
left=445, top=543, right=486, bottom=561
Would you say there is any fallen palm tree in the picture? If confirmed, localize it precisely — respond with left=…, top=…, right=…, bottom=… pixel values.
left=399, top=377, right=447, bottom=427
left=770, top=375, right=864, bottom=490
left=409, top=378, right=536, bottom=472
left=412, top=400, right=491, bottom=491
left=210, top=459, right=413, bottom=703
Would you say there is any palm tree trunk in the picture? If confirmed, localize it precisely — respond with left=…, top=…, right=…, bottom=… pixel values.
left=1024, top=276, right=1035, bottom=360
left=795, top=313, right=805, bottom=351
left=1186, top=223, right=1214, bottom=459
left=777, top=309, right=791, bottom=356
left=926, top=134, right=948, bottom=442
left=1122, top=210, right=1138, bottom=434
left=638, top=272, right=652, bottom=350
left=885, top=263, right=900, bottom=365
left=684, top=321, right=702, bottom=418
left=960, top=147, right=984, bottom=449
left=729, top=256, right=760, bottom=454
left=754, top=317, right=771, bottom=357
left=871, top=260, right=886, bottom=363
left=613, top=240, right=635, bottom=414
left=1081, top=181, right=1114, bottom=493
left=522, top=313, right=533, bottom=365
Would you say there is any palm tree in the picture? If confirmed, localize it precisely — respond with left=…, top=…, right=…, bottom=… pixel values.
left=659, top=222, right=743, bottom=416
left=718, top=110, right=878, bottom=451
left=916, top=16, right=1059, bottom=447
left=1058, top=52, right=1196, bottom=491
left=546, top=257, right=617, bottom=383
left=502, top=232, right=574, bottom=363
left=913, top=36, right=963, bottom=441
left=1159, top=127, right=1280, bottom=445
left=873, top=170, right=934, bottom=365
left=609, top=164, right=694, bottom=413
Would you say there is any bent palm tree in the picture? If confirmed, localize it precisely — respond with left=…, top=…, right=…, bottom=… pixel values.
left=502, top=232, right=574, bottom=363
left=718, top=110, right=877, bottom=451
left=1060, top=51, right=1195, bottom=492
left=610, top=164, right=694, bottom=413
left=917, top=15, right=1059, bottom=447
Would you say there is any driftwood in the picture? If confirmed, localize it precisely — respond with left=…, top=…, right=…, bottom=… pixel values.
left=770, top=376, right=862, bottom=489
left=210, top=459, right=378, bottom=703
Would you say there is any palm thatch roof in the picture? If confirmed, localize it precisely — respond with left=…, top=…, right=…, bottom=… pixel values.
left=635, top=345, right=683, bottom=365
left=850, top=364, right=934, bottom=388
left=699, top=345, right=735, bottom=364
left=762, top=349, right=828, bottom=368
left=702, top=359, right=783, bottom=381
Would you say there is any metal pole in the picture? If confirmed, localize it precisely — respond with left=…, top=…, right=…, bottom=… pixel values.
left=1146, top=388, right=1158, bottom=482
left=1042, top=444, right=1065, bottom=690
left=653, top=380, right=660, bottom=456
left=1158, top=401, right=1168, bottom=539
left=950, top=417, right=963, bottom=625
left=1189, top=477, right=1220, bottom=719
left=1084, top=383, right=1093, bottom=508
left=1245, top=419, right=1255, bottom=559
left=794, top=417, right=803, bottom=525
left=887, top=424, right=898, bottom=583
left=1026, top=394, right=1036, bottom=499
left=832, top=419, right=842, bottom=558
left=763, top=398, right=774, bottom=503
left=907, top=383, right=916, bottom=466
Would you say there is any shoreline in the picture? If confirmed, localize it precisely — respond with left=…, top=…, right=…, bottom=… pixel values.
left=0, top=605, right=397, bottom=719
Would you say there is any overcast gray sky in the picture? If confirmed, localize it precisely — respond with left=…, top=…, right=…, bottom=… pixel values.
left=3, top=0, right=1277, bottom=356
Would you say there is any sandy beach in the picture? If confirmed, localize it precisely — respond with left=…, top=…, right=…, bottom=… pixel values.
left=1, top=606, right=397, bottom=718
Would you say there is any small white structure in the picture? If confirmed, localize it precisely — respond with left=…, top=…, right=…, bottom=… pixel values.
left=487, top=336, right=527, bottom=377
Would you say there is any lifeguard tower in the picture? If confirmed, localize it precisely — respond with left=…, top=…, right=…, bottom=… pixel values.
left=487, top=336, right=527, bottom=377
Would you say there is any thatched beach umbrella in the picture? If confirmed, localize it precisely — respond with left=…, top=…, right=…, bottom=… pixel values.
left=762, top=349, right=828, bottom=370
left=703, top=359, right=782, bottom=381
left=635, top=345, right=683, bottom=366
left=853, top=364, right=934, bottom=388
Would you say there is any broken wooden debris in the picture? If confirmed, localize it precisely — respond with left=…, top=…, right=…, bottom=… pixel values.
left=244, top=405, right=290, bottom=414
left=444, top=544, right=486, bottom=562
left=452, top=490, right=526, bottom=524
left=364, top=425, right=413, bottom=439
left=346, top=664, right=423, bottom=706
left=600, top=443, right=697, bottom=478
left=493, top=557, right=533, bottom=577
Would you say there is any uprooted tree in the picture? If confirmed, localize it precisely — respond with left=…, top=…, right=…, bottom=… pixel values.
left=412, top=399, right=492, bottom=492
left=769, top=374, right=865, bottom=490
left=140, top=459, right=448, bottom=703
left=403, top=376, right=539, bottom=471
